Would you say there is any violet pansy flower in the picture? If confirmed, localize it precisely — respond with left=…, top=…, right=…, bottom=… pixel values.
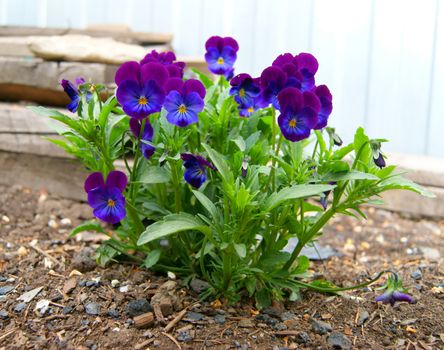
left=84, top=171, right=127, bottom=224
left=230, top=73, right=261, bottom=107
left=313, top=85, right=333, bottom=130
left=181, top=153, right=215, bottom=188
left=140, top=50, right=186, bottom=78
left=259, top=66, right=287, bottom=110
left=277, top=87, right=320, bottom=142
left=205, top=36, right=239, bottom=77
left=129, top=119, right=155, bottom=160
left=375, top=273, right=415, bottom=306
left=115, top=62, right=168, bottom=120
left=60, top=78, right=92, bottom=113
left=163, top=78, right=206, bottom=127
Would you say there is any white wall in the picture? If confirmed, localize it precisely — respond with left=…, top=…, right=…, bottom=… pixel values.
left=0, top=0, right=443, bottom=156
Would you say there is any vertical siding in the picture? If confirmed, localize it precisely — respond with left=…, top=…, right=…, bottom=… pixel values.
left=0, top=0, right=442, bottom=157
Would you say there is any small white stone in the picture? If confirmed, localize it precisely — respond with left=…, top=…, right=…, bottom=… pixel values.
left=1, top=215, right=10, bottom=223
left=43, top=257, right=53, bottom=269
left=48, top=219, right=59, bottom=229
left=60, top=218, right=72, bottom=227
left=111, top=280, right=120, bottom=288
left=17, top=246, right=28, bottom=256
left=35, top=299, right=50, bottom=315
left=400, top=237, right=408, bottom=243
left=119, top=285, right=129, bottom=293
left=167, top=271, right=176, bottom=280
left=112, top=327, right=120, bottom=332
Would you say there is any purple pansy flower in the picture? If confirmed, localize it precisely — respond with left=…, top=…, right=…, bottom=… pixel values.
left=84, top=171, right=127, bottom=224
left=205, top=36, right=239, bottom=77
left=313, top=85, right=333, bottom=129
left=374, top=153, right=386, bottom=168
left=163, top=78, right=206, bottom=127
left=60, top=78, right=92, bottom=113
left=181, top=153, right=215, bottom=188
left=140, top=50, right=186, bottom=78
left=295, top=53, right=319, bottom=92
left=277, top=87, right=320, bottom=142
left=259, top=66, right=287, bottom=109
left=375, top=273, right=415, bottom=306
left=129, top=119, right=155, bottom=160
left=230, top=73, right=261, bottom=107
left=115, top=62, right=169, bottom=120
left=238, top=98, right=261, bottom=118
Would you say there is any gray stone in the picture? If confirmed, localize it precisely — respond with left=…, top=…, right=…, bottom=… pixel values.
left=71, top=248, right=96, bottom=273
left=357, top=309, right=369, bottom=326
left=310, top=318, right=332, bottom=335
left=296, top=331, right=310, bottom=344
left=62, top=306, right=73, bottom=314
left=107, top=309, right=119, bottom=319
left=0, top=285, right=14, bottom=295
left=327, top=332, right=352, bottom=350
left=14, top=302, right=27, bottom=313
left=411, top=270, right=422, bottom=280
left=272, top=322, right=288, bottom=331
left=214, top=314, right=226, bottom=324
left=0, top=310, right=9, bottom=319
left=184, top=311, right=204, bottom=322
left=176, top=330, right=193, bottom=342
left=190, top=278, right=210, bottom=294
left=126, top=299, right=152, bottom=317
left=280, top=311, right=296, bottom=321
left=85, top=302, right=101, bottom=315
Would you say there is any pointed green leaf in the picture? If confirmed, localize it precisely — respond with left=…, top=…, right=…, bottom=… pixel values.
left=233, top=243, right=246, bottom=258
left=202, top=143, right=233, bottom=183
left=69, top=220, right=105, bottom=238
left=321, top=170, right=379, bottom=182
left=192, top=190, right=220, bottom=223
left=143, top=250, right=161, bottom=268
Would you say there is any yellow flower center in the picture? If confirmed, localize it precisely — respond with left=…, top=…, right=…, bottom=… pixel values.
left=239, top=88, right=245, bottom=97
left=289, top=119, right=297, bottom=128
left=178, top=104, right=187, bottom=113
left=107, top=199, right=115, bottom=207
left=217, top=57, right=224, bottom=65
left=247, top=107, right=254, bottom=113
left=138, top=96, right=148, bottom=105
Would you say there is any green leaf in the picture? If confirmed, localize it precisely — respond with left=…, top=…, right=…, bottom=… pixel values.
left=136, top=166, right=170, bottom=184
left=292, top=255, right=310, bottom=275
left=137, top=213, right=210, bottom=245
left=190, top=68, right=214, bottom=88
left=29, top=106, right=80, bottom=132
left=321, top=170, right=379, bottom=182
left=379, top=175, right=435, bottom=197
left=231, top=136, right=246, bottom=152
left=143, top=250, right=161, bottom=268
left=353, top=127, right=371, bottom=166
left=192, top=190, right=221, bottom=223
left=263, top=184, right=335, bottom=211
left=233, top=243, right=247, bottom=258
left=202, top=143, right=233, bottom=184
left=255, top=288, right=271, bottom=309
left=332, top=143, right=354, bottom=160
left=69, top=220, right=104, bottom=238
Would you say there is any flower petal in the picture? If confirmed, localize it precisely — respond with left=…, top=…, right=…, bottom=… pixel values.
left=222, top=37, right=239, bottom=51
left=84, top=172, right=105, bottom=192
left=183, top=92, right=204, bottom=113
left=205, top=36, right=223, bottom=50
left=165, top=78, right=184, bottom=95
left=277, top=87, right=303, bottom=113
left=92, top=188, right=126, bottom=224
left=296, top=53, right=319, bottom=75
left=183, top=79, right=206, bottom=99
left=140, top=62, right=169, bottom=87
left=105, top=170, right=128, bottom=192
left=164, top=91, right=183, bottom=112
left=115, top=61, right=140, bottom=85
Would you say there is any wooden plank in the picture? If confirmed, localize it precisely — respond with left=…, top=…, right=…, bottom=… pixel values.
left=0, top=103, right=55, bottom=133
left=0, top=25, right=173, bottom=45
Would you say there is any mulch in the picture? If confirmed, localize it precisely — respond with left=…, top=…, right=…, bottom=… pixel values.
left=0, top=184, right=443, bottom=350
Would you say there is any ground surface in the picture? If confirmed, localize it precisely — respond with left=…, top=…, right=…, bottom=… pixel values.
left=0, top=184, right=443, bottom=350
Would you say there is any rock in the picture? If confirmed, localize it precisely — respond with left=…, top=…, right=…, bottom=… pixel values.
left=60, top=218, right=72, bottom=227
left=238, top=318, right=254, bottom=328
left=255, top=313, right=278, bottom=326
left=295, top=331, right=310, bottom=344
left=283, top=239, right=341, bottom=260
left=84, top=340, right=97, bottom=350
left=14, top=302, right=27, bottom=313
left=62, top=278, right=77, bottom=294
left=111, top=280, right=120, bottom=288
left=272, top=322, right=288, bottom=331
left=280, top=311, right=296, bottom=322
left=190, top=278, right=210, bottom=294
left=16, top=286, right=43, bottom=303
left=71, top=248, right=96, bottom=273
left=0, top=276, right=7, bottom=282
left=411, top=270, right=422, bottom=280
left=85, top=302, right=101, bottom=315
left=126, top=299, right=152, bottom=317
left=357, top=309, right=369, bottom=326
left=263, top=301, right=285, bottom=317
left=0, top=310, right=9, bottom=319
left=62, top=306, right=73, bottom=314
left=327, top=332, right=352, bottom=350
left=35, top=299, right=51, bottom=316
left=119, top=285, right=129, bottom=293
left=419, top=247, right=441, bottom=260
left=0, top=285, right=14, bottom=295
left=151, top=281, right=179, bottom=316
left=184, top=311, right=204, bottom=322
left=176, top=330, right=194, bottom=342
left=310, top=318, right=332, bottom=335
left=214, top=314, right=226, bottom=324
left=107, top=309, right=119, bottom=319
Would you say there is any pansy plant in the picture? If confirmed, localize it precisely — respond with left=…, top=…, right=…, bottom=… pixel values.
left=33, top=38, right=434, bottom=309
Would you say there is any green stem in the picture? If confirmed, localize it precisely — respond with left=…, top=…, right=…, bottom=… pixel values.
left=266, top=134, right=283, bottom=192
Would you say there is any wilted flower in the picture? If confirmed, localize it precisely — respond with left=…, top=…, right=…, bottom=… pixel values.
left=140, top=50, right=185, bottom=78
left=374, top=153, right=386, bottom=168
left=326, top=127, right=343, bottom=146
left=230, top=73, right=261, bottom=107
left=84, top=171, right=127, bottom=224
left=129, top=119, right=155, bottom=159
left=60, top=78, right=92, bottom=113
left=205, top=36, right=239, bottom=77
left=115, top=62, right=169, bottom=119
left=277, top=87, right=320, bottom=142
left=164, top=78, right=206, bottom=127
left=375, top=273, right=415, bottom=306
left=181, top=153, right=215, bottom=188
left=371, top=142, right=386, bottom=168
left=313, top=85, right=333, bottom=130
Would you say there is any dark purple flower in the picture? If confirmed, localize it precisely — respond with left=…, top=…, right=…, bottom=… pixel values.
left=313, top=85, right=333, bottom=129
left=129, top=119, right=155, bottom=159
left=181, top=153, right=215, bottom=188
left=115, top=62, right=168, bottom=120
left=205, top=36, right=239, bottom=76
left=376, top=290, right=415, bottom=306
left=60, top=78, right=92, bottom=113
left=164, top=78, right=206, bottom=127
left=230, top=73, right=261, bottom=107
left=84, top=171, right=127, bottom=224
left=272, top=53, right=301, bottom=89
left=277, top=87, right=320, bottom=142
left=295, top=53, right=318, bottom=92
left=374, top=153, right=386, bottom=168
left=237, top=99, right=261, bottom=118
left=259, top=66, right=287, bottom=109
left=140, top=50, right=186, bottom=78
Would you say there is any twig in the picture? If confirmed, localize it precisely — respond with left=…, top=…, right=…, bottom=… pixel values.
left=162, top=332, right=182, bottom=350
left=134, top=338, right=155, bottom=350
left=153, top=303, right=166, bottom=325
left=29, top=244, right=64, bottom=269
left=45, top=314, right=69, bottom=321
left=164, top=308, right=188, bottom=333
left=0, top=328, right=16, bottom=341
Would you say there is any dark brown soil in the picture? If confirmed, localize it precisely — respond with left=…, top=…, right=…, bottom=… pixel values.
left=0, top=184, right=443, bottom=350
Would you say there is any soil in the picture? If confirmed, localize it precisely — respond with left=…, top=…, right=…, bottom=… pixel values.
left=0, top=184, right=443, bottom=350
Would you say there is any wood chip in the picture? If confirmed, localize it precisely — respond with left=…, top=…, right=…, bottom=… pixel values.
left=134, top=312, right=155, bottom=329
left=62, top=277, right=77, bottom=294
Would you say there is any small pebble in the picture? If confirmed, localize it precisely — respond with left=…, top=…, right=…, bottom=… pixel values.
left=62, top=306, right=73, bottom=314
left=357, top=309, right=369, bottom=326
left=327, top=332, right=352, bottom=350
left=176, top=330, right=194, bottom=342
left=48, top=219, right=59, bottom=229
left=310, top=318, right=332, bottom=335
left=111, top=280, right=120, bottom=288
left=296, top=331, right=310, bottom=344
left=14, top=302, right=27, bottom=313
left=214, top=314, right=226, bottom=324
left=280, top=311, right=296, bottom=321
left=0, top=285, right=14, bottom=295
left=411, top=270, right=422, bottom=280
left=126, top=299, right=152, bottom=317
left=119, top=285, right=129, bottom=293
left=272, top=322, right=288, bottom=331
left=60, top=218, right=72, bottom=227
left=85, top=302, right=101, bottom=315
left=107, top=309, right=119, bottom=319
left=0, top=310, right=9, bottom=319
left=184, top=311, right=204, bottom=322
